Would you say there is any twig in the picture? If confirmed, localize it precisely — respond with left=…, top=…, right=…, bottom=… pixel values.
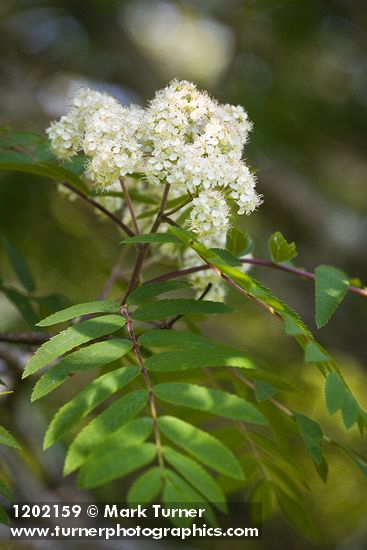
left=214, top=266, right=282, bottom=319
left=146, top=265, right=209, bottom=284
left=119, top=177, right=140, bottom=235
left=97, top=248, right=129, bottom=300
left=228, top=368, right=293, bottom=417
left=120, top=304, right=165, bottom=475
left=122, top=184, right=171, bottom=301
left=0, top=332, right=50, bottom=345
left=241, top=258, right=367, bottom=298
left=158, top=283, right=212, bottom=329
left=61, top=183, right=135, bottom=238
left=163, top=195, right=193, bottom=217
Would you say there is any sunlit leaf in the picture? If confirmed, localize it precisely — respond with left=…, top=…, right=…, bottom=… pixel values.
left=315, top=265, right=349, bottom=328
left=23, top=315, right=125, bottom=377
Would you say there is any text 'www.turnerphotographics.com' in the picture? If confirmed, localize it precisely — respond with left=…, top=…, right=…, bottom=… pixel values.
left=8, top=502, right=262, bottom=540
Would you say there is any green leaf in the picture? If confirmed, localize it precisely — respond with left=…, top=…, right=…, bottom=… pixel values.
left=77, top=443, right=156, bottom=489
left=78, top=417, right=153, bottom=488
left=0, top=479, right=11, bottom=500
left=341, top=393, right=360, bottom=429
left=304, top=342, right=329, bottom=363
left=154, top=383, right=267, bottom=425
left=233, top=368, right=297, bottom=392
left=249, top=480, right=274, bottom=521
left=121, top=233, right=182, bottom=245
left=133, top=299, right=233, bottom=321
left=284, top=317, right=304, bottom=336
left=31, top=339, right=132, bottom=401
left=163, top=471, right=199, bottom=503
left=210, top=248, right=242, bottom=267
left=324, top=372, right=347, bottom=414
left=163, top=446, right=227, bottom=512
left=127, top=467, right=162, bottom=504
left=0, top=378, right=7, bottom=387
left=334, top=440, right=367, bottom=479
left=268, top=231, right=297, bottom=263
left=3, top=288, right=39, bottom=328
left=254, top=380, right=279, bottom=402
left=0, top=130, right=43, bottom=147
left=315, top=265, right=349, bottom=328
left=163, top=470, right=216, bottom=526
left=226, top=228, right=253, bottom=256
left=23, top=314, right=125, bottom=378
left=146, top=347, right=256, bottom=372
left=0, top=151, right=89, bottom=195
left=127, top=280, right=191, bottom=305
left=139, top=328, right=211, bottom=348
left=37, top=300, right=119, bottom=327
left=88, top=417, right=153, bottom=461
left=64, top=389, right=148, bottom=474
left=34, top=293, right=71, bottom=315
left=0, top=505, right=10, bottom=526
left=275, top=489, right=320, bottom=541
left=314, top=456, right=328, bottom=483
left=2, top=236, right=35, bottom=292
left=0, top=426, right=20, bottom=449
left=295, top=413, right=323, bottom=465
left=44, top=365, right=139, bottom=448
left=158, top=416, right=244, bottom=480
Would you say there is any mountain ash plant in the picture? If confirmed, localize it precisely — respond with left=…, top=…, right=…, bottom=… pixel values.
left=0, top=80, right=367, bottom=539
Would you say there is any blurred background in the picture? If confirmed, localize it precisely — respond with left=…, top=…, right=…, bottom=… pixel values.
left=0, top=0, right=366, bottom=548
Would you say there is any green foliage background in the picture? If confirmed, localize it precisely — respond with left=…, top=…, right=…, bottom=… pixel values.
left=0, top=1, right=366, bottom=548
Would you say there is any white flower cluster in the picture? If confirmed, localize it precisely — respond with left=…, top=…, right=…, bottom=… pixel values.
left=46, top=79, right=262, bottom=238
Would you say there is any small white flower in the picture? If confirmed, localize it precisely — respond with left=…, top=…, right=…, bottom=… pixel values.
left=189, top=189, right=231, bottom=237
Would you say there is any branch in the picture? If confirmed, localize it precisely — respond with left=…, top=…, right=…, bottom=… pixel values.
left=120, top=304, right=165, bottom=474
left=122, top=183, right=171, bottom=301
left=228, top=368, right=293, bottom=418
left=145, top=257, right=367, bottom=298
left=97, top=248, right=129, bottom=300
left=213, top=264, right=282, bottom=319
left=158, top=283, right=212, bottom=329
left=0, top=332, right=50, bottom=345
left=163, top=195, right=193, bottom=217
left=242, top=258, right=367, bottom=298
left=119, top=177, right=140, bottom=235
left=61, top=183, right=135, bottom=238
